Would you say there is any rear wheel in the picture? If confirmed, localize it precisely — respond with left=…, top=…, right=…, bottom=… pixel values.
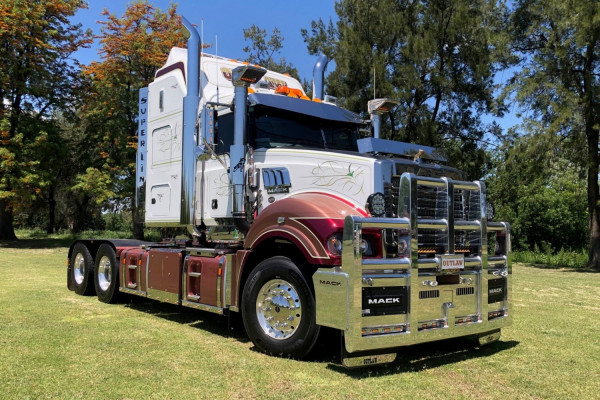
left=242, top=256, right=320, bottom=358
left=94, top=244, right=120, bottom=303
left=70, top=243, right=95, bottom=296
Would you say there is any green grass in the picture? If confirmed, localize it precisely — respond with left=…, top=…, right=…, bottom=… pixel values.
left=513, top=248, right=589, bottom=269
left=1, top=239, right=600, bottom=399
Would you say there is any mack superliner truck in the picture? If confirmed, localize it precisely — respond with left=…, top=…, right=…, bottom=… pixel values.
left=67, top=18, right=511, bottom=367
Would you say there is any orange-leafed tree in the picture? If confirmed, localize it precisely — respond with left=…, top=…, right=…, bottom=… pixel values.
left=79, top=0, right=185, bottom=238
left=0, top=0, right=92, bottom=240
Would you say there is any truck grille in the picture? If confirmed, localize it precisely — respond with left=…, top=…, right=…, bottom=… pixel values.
left=388, top=175, right=482, bottom=256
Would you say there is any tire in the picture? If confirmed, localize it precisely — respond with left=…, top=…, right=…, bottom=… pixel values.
left=94, top=243, right=120, bottom=303
left=70, top=242, right=95, bottom=296
left=241, top=256, right=320, bottom=359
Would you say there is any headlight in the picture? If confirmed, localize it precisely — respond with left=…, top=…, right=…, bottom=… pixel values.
left=326, top=234, right=343, bottom=256
left=366, top=192, right=387, bottom=217
left=360, top=239, right=370, bottom=254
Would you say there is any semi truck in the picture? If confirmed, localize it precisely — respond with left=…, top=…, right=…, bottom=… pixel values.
left=66, top=17, right=511, bottom=367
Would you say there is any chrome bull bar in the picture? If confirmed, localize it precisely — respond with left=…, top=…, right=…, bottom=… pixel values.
left=313, top=173, right=512, bottom=354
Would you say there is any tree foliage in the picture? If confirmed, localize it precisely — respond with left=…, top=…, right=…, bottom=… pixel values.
left=79, top=0, right=185, bottom=237
left=0, top=0, right=92, bottom=239
left=488, top=132, right=588, bottom=251
left=242, top=25, right=300, bottom=81
left=506, top=0, right=600, bottom=269
left=302, top=0, right=512, bottom=179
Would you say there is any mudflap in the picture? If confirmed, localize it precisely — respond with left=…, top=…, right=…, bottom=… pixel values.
left=340, top=332, right=397, bottom=368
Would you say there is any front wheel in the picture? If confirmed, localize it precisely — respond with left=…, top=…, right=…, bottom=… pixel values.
left=241, top=256, right=320, bottom=359
left=94, top=244, right=120, bottom=303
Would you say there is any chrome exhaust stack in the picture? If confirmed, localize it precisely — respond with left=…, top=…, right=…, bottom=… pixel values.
left=368, top=98, right=399, bottom=139
left=180, top=17, right=202, bottom=234
left=231, top=65, right=266, bottom=235
left=312, top=54, right=329, bottom=101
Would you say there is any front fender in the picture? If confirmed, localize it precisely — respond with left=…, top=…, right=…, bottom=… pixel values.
left=245, top=192, right=367, bottom=265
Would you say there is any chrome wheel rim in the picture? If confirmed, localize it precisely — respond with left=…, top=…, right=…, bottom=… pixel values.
left=97, top=256, right=112, bottom=292
left=74, top=253, right=85, bottom=285
left=256, top=279, right=301, bottom=340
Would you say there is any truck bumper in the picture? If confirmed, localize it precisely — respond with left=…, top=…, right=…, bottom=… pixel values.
left=312, top=174, right=512, bottom=360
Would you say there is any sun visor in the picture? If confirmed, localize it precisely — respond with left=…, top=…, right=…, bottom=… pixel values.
left=357, top=137, right=447, bottom=162
left=248, top=93, right=362, bottom=124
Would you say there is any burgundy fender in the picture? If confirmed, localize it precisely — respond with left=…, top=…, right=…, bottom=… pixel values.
left=244, top=192, right=367, bottom=265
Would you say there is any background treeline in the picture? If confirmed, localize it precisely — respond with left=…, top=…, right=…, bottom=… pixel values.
left=0, top=0, right=598, bottom=269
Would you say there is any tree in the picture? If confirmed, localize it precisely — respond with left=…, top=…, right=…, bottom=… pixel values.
left=302, top=0, right=512, bottom=179
left=487, top=131, right=588, bottom=251
left=80, top=0, right=185, bottom=238
left=242, top=25, right=300, bottom=81
left=507, top=0, right=600, bottom=269
left=0, top=0, right=92, bottom=240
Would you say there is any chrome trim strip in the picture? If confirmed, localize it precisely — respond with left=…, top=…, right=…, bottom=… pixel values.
left=145, top=251, right=150, bottom=297
left=119, top=287, right=146, bottom=296
left=417, top=219, right=448, bottom=231
left=120, top=249, right=128, bottom=291
left=477, top=181, right=489, bottom=323
left=453, top=181, right=479, bottom=191
left=224, top=255, right=233, bottom=307
left=182, top=300, right=224, bottom=315
left=454, top=221, right=481, bottom=231
left=146, top=289, right=180, bottom=305
left=216, top=256, right=224, bottom=308
left=443, top=177, right=455, bottom=254
left=182, top=255, right=190, bottom=302
left=360, top=219, right=409, bottom=230
left=487, top=222, right=507, bottom=231
left=361, top=258, right=410, bottom=267
left=415, top=176, right=446, bottom=187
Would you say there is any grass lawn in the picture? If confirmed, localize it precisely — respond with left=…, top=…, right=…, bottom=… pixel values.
left=1, top=240, right=599, bottom=399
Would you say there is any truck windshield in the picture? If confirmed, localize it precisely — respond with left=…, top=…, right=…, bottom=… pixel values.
left=250, top=106, right=359, bottom=151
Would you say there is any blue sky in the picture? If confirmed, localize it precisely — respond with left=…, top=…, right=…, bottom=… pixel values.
left=72, top=0, right=338, bottom=83
left=72, top=0, right=517, bottom=133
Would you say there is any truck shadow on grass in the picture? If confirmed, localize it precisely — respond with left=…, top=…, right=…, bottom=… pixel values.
left=120, top=295, right=518, bottom=375
left=326, top=338, right=519, bottom=377
left=120, top=296, right=250, bottom=343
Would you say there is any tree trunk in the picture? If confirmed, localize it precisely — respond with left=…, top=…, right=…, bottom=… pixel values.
left=0, top=199, right=17, bottom=241
left=72, top=194, right=90, bottom=233
left=586, top=125, right=600, bottom=270
left=582, top=39, right=600, bottom=271
left=47, top=185, right=56, bottom=234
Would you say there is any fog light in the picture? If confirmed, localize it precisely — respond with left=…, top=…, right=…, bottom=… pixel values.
left=360, top=239, right=369, bottom=254
left=366, top=192, right=386, bottom=217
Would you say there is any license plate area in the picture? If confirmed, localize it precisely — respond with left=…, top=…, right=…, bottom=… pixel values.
left=440, top=254, right=464, bottom=271
left=362, top=286, right=408, bottom=317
